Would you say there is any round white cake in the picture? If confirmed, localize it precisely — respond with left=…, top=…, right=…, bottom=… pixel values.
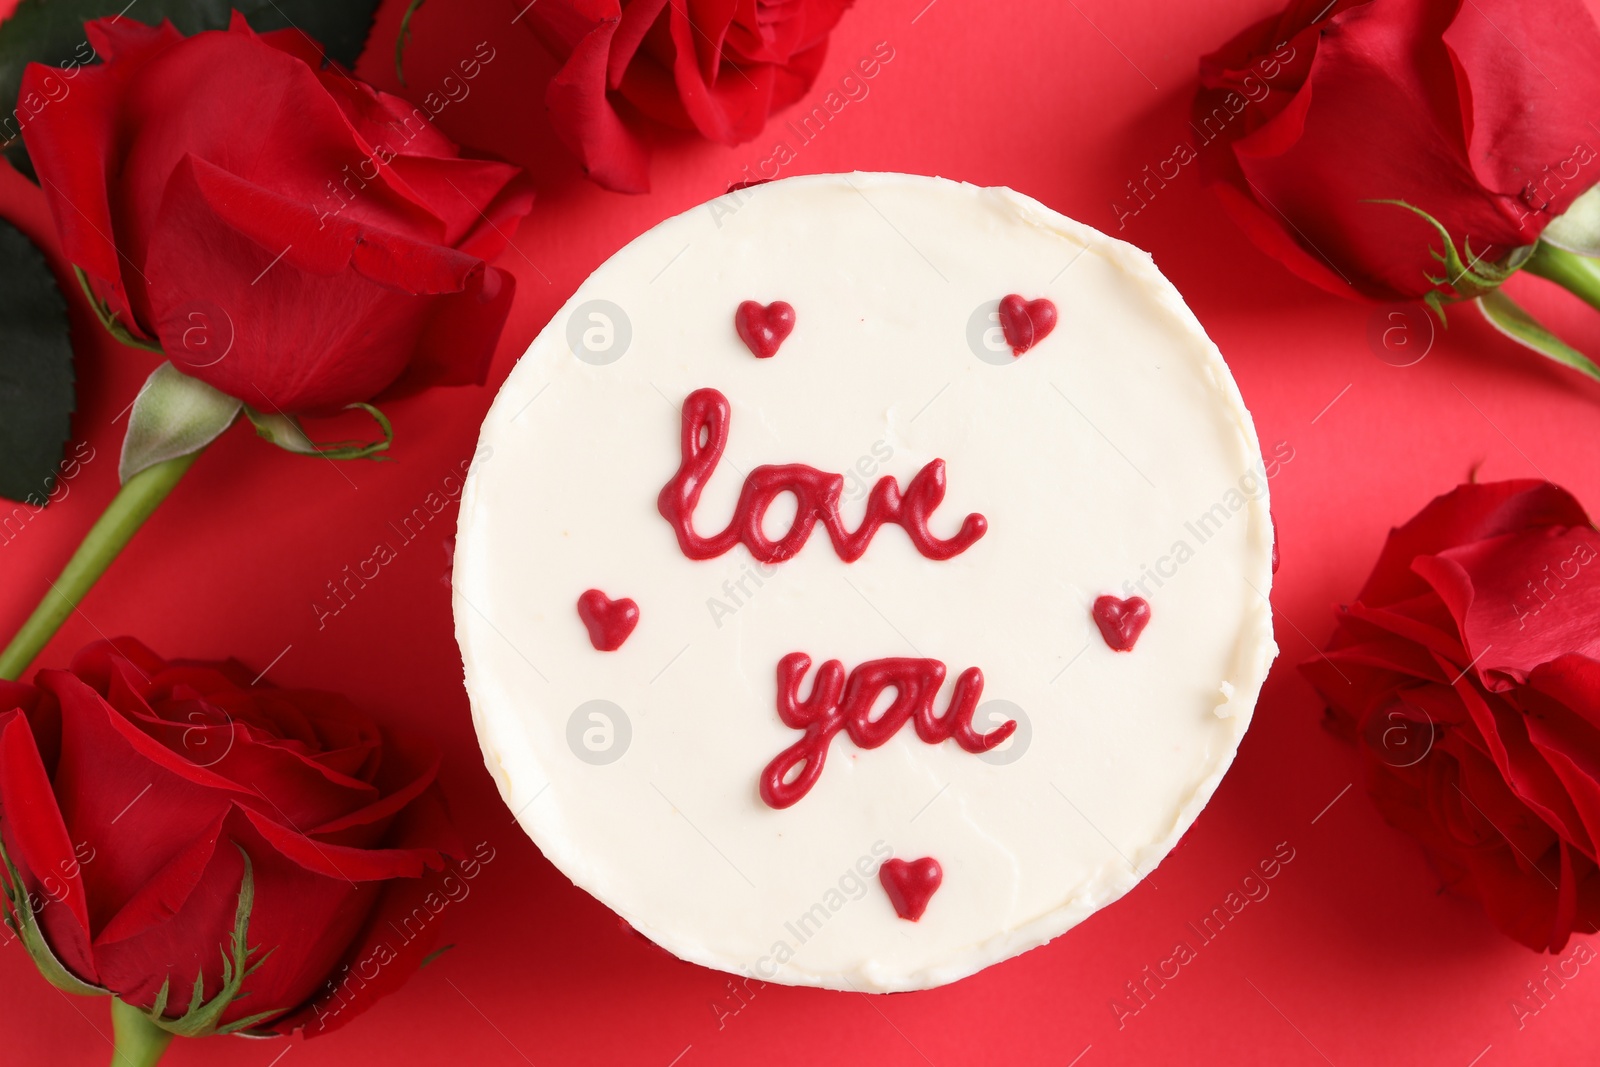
left=454, top=172, right=1277, bottom=991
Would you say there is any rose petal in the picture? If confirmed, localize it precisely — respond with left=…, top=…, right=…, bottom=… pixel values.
left=394, top=264, right=517, bottom=398
left=664, top=0, right=776, bottom=144
left=1206, top=179, right=1357, bottom=298
left=38, top=670, right=250, bottom=932
left=1441, top=0, right=1600, bottom=232
left=680, top=0, right=737, bottom=84
left=309, top=751, right=439, bottom=843
left=264, top=864, right=456, bottom=1036
left=0, top=679, right=61, bottom=770
left=1359, top=481, right=1589, bottom=608
left=543, top=3, right=655, bottom=193
left=93, top=812, right=227, bottom=948
left=1341, top=597, right=1468, bottom=665
left=1224, top=0, right=1533, bottom=298
left=1520, top=657, right=1600, bottom=855
left=609, top=0, right=671, bottom=87
left=0, top=709, right=95, bottom=981
left=97, top=29, right=416, bottom=329
left=1420, top=527, right=1600, bottom=686
left=92, top=807, right=381, bottom=1029
left=1197, top=2, right=1328, bottom=132
left=85, top=15, right=185, bottom=65
left=143, top=155, right=454, bottom=412
left=239, top=807, right=449, bottom=883
left=19, top=23, right=183, bottom=338
left=1449, top=669, right=1588, bottom=851
left=69, top=638, right=170, bottom=691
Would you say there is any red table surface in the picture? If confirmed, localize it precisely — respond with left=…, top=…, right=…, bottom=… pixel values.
left=4, top=0, right=1600, bottom=1063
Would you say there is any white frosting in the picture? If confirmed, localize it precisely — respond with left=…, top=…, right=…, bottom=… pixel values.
left=455, top=173, right=1277, bottom=991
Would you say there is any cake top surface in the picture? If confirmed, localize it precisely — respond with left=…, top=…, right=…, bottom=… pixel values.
left=455, top=171, right=1277, bottom=991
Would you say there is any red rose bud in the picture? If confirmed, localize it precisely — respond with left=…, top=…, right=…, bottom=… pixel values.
left=517, top=0, right=855, bottom=192
left=19, top=16, right=535, bottom=414
left=1193, top=0, right=1600, bottom=302
left=0, top=639, right=462, bottom=1036
left=1302, top=480, right=1600, bottom=951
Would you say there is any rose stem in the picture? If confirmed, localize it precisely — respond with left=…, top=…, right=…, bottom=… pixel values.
left=108, top=997, right=174, bottom=1067
left=0, top=452, right=200, bottom=682
left=1525, top=241, right=1600, bottom=313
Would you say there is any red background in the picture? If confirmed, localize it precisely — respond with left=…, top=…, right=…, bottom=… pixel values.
left=4, top=0, right=1600, bottom=1063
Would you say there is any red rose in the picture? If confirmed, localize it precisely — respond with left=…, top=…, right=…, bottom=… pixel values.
left=0, top=639, right=460, bottom=1034
left=1194, top=0, right=1600, bottom=301
left=520, top=0, right=854, bottom=193
left=1302, top=480, right=1600, bottom=950
left=20, top=16, right=535, bottom=413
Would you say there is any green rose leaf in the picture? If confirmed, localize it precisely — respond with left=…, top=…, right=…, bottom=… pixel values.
left=0, top=218, right=74, bottom=505
left=1476, top=288, right=1600, bottom=385
left=0, top=0, right=384, bottom=174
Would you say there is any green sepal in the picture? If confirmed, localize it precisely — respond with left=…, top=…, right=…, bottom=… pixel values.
left=244, top=402, right=394, bottom=462
left=73, top=267, right=162, bottom=354
left=1367, top=199, right=1533, bottom=309
left=1541, top=184, right=1600, bottom=257
left=1422, top=289, right=1448, bottom=327
left=1476, top=289, right=1600, bottom=385
left=0, top=830, right=106, bottom=997
left=242, top=410, right=316, bottom=454
left=120, top=363, right=243, bottom=483
left=142, top=846, right=279, bottom=1039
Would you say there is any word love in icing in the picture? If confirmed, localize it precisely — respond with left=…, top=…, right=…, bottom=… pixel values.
left=734, top=300, right=795, bottom=358
left=659, top=388, right=987, bottom=564
left=760, top=653, right=1016, bottom=809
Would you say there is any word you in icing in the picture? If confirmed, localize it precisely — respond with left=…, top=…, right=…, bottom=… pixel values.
left=659, top=388, right=986, bottom=564
left=760, top=653, right=1015, bottom=808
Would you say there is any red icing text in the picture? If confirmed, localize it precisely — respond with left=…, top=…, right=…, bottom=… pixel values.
left=658, top=388, right=986, bottom=564
left=760, top=653, right=1015, bottom=808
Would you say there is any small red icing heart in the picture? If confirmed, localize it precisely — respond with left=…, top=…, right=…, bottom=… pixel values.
left=735, top=300, right=795, bottom=358
left=879, top=857, right=943, bottom=922
left=998, top=294, right=1058, bottom=355
left=577, top=589, right=639, bottom=651
left=1093, top=595, right=1151, bottom=652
